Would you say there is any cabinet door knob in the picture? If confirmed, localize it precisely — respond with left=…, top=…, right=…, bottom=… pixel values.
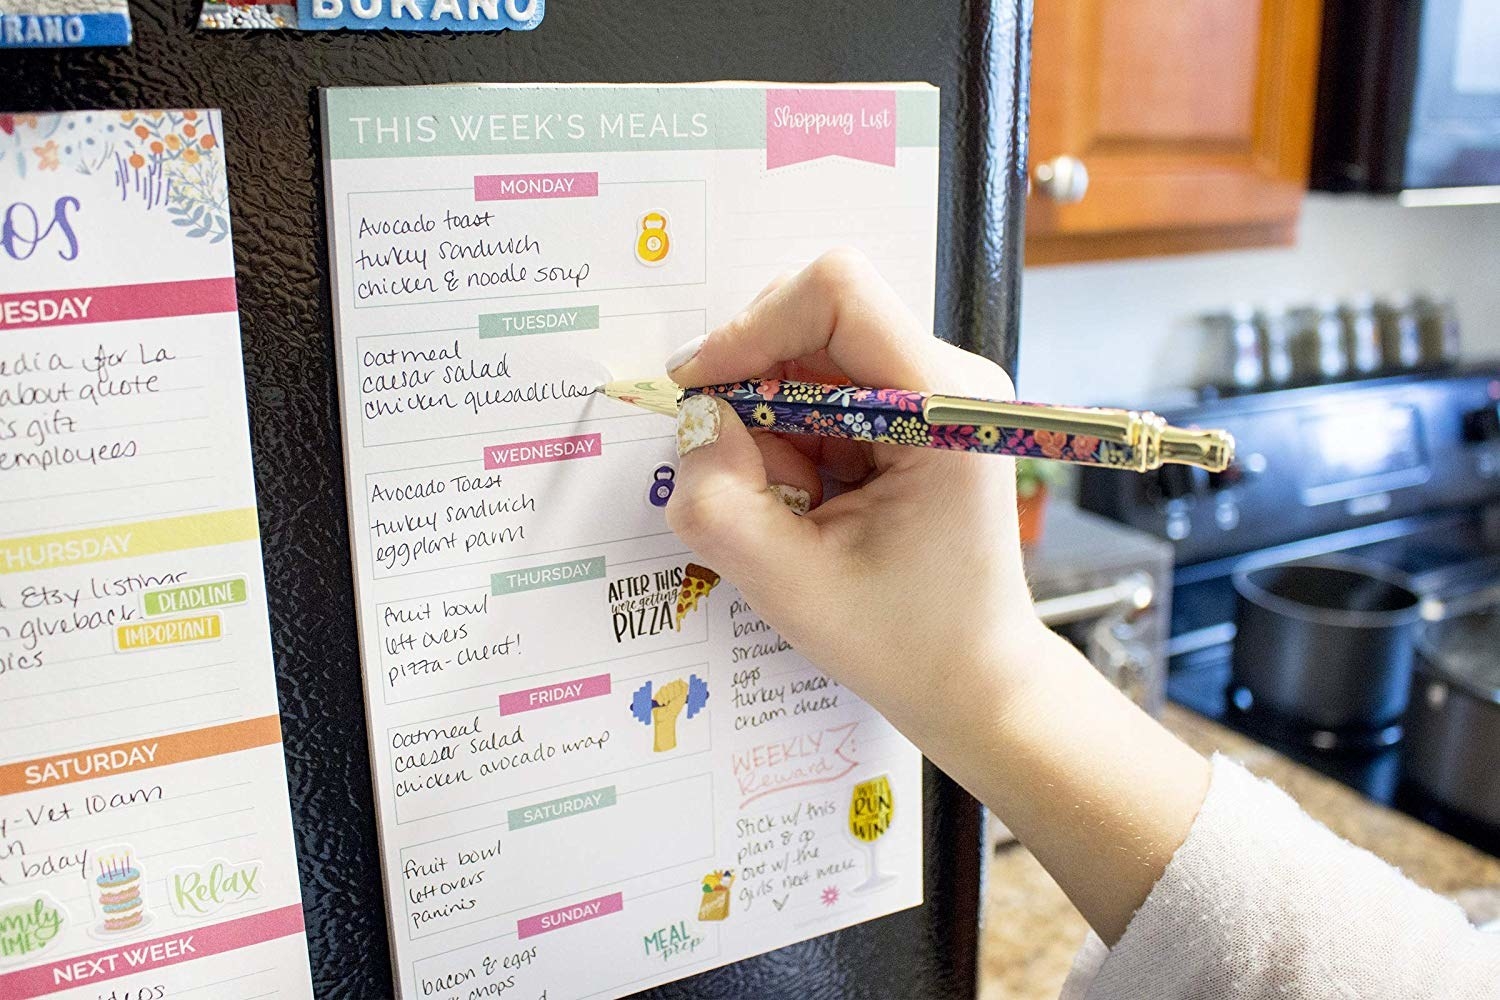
left=1033, top=155, right=1090, bottom=204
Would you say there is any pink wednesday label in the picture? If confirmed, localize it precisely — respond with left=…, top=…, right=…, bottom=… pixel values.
left=0, top=277, right=238, bottom=332
left=484, top=433, right=602, bottom=470
left=516, top=891, right=623, bottom=940
left=0, top=903, right=304, bottom=998
left=499, top=672, right=611, bottom=715
left=765, top=89, right=898, bottom=169
left=474, top=172, right=600, bottom=201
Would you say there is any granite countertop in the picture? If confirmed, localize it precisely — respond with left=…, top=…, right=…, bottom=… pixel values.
left=979, top=703, right=1500, bottom=1000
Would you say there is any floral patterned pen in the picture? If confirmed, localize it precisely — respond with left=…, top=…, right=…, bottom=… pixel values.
left=601, top=377, right=1234, bottom=473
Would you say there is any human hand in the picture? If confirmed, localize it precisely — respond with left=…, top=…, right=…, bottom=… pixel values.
left=651, top=678, right=688, bottom=752
left=665, top=251, right=1211, bottom=946
left=664, top=249, right=1051, bottom=748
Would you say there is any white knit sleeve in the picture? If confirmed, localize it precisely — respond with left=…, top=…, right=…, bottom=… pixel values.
left=1058, top=754, right=1500, bottom=1000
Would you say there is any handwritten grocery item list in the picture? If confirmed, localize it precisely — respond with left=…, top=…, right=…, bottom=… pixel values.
left=0, top=110, right=313, bottom=999
left=322, top=83, right=932, bottom=999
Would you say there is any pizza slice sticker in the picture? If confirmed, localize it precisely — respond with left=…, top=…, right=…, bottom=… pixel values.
left=674, top=563, right=721, bottom=629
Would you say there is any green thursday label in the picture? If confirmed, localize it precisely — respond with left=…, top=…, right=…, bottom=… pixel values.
left=492, top=556, right=605, bottom=596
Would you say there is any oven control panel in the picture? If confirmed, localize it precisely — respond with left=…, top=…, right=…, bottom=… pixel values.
left=1078, top=369, right=1500, bottom=565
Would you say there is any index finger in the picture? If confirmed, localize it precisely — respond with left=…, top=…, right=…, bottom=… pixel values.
left=669, top=248, right=944, bottom=392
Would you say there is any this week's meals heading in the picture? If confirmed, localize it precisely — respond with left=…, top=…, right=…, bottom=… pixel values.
left=321, top=82, right=936, bottom=1000
left=0, top=110, right=314, bottom=998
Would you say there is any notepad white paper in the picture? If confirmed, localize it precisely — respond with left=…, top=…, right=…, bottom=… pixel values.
left=321, top=83, right=933, bottom=1000
left=0, top=110, right=313, bottom=999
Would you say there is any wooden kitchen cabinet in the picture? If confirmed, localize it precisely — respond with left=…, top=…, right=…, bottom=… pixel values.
left=1025, top=0, right=1325, bottom=264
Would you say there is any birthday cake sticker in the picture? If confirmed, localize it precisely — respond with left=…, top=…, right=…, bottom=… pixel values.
left=90, top=847, right=152, bottom=938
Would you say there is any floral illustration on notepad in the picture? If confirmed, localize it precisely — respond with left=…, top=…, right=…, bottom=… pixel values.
left=0, top=111, right=228, bottom=244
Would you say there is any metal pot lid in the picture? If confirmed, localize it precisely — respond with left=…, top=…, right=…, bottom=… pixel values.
left=1418, top=610, right=1500, bottom=703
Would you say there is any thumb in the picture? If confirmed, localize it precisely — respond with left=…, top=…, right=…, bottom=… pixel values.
left=666, top=395, right=820, bottom=598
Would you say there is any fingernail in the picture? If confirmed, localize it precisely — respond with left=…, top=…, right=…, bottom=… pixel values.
left=768, top=484, right=811, bottom=515
left=676, top=394, right=721, bottom=457
left=665, top=334, right=707, bottom=374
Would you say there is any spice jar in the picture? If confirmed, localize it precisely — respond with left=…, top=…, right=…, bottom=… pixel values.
left=1377, top=293, right=1422, bottom=371
left=1256, top=304, right=1294, bottom=387
left=1413, top=292, right=1461, bottom=368
left=1341, top=294, right=1382, bottom=376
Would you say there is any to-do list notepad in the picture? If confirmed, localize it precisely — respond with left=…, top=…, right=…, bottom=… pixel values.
left=0, top=111, right=313, bottom=999
left=321, top=83, right=933, bottom=999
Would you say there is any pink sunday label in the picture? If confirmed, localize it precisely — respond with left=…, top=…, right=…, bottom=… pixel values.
left=499, top=672, right=611, bottom=715
left=474, top=171, right=599, bottom=201
left=484, top=433, right=602, bottom=470
left=516, top=891, right=623, bottom=940
left=765, top=89, right=897, bottom=169
left=0, top=903, right=304, bottom=998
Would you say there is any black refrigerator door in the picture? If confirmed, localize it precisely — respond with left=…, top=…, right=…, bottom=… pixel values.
left=8, top=3, right=1031, bottom=996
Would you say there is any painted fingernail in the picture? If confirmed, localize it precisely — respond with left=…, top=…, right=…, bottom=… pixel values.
left=768, top=484, right=812, bottom=515
left=676, top=394, right=721, bottom=456
left=665, top=334, right=707, bottom=374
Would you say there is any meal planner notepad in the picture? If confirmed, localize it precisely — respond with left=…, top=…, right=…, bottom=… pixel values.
left=0, top=110, right=313, bottom=999
left=321, top=83, right=933, bottom=999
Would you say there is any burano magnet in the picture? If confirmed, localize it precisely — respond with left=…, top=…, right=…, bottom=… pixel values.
left=199, top=0, right=540, bottom=33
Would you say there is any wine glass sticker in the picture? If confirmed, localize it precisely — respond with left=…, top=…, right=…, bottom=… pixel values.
left=848, top=775, right=896, bottom=893
left=635, top=210, right=671, bottom=265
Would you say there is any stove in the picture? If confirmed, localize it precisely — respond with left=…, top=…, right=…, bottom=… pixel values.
left=1078, top=367, right=1500, bottom=856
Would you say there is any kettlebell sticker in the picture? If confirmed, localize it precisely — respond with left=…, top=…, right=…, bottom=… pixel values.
left=635, top=210, right=671, bottom=266
left=647, top=463, right=676, bottom=508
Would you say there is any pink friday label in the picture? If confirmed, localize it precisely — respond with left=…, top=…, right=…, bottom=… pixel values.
left=0, top=903, right=304, bottom=998
left=474, top=172, right=600, bottom=201
left=516, top=891, right=624, bottom=940
left=484, top=432, right=602, bottom=470
left=0, top=277, right=238, bottom=332
left=499, top=672, right=611, bottom=715
left=765, top=89, right=898, bottom=169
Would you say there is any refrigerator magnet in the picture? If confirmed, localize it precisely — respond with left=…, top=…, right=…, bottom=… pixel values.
left=198, top=0, right=540, bottom=31
left=0, top=0, right=131, bottom=47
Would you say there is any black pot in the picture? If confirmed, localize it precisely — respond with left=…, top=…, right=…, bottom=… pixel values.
left=1405, top=611, right=1500, bottom=829
left=1232, top=557, right=1424, bottom=732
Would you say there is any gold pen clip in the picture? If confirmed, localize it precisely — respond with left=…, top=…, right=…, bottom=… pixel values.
left=922, top=395, right=1234, bottom=473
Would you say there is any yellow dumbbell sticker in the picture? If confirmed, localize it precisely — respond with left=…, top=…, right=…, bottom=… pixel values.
left=635, top=210, right=671, bottom=266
